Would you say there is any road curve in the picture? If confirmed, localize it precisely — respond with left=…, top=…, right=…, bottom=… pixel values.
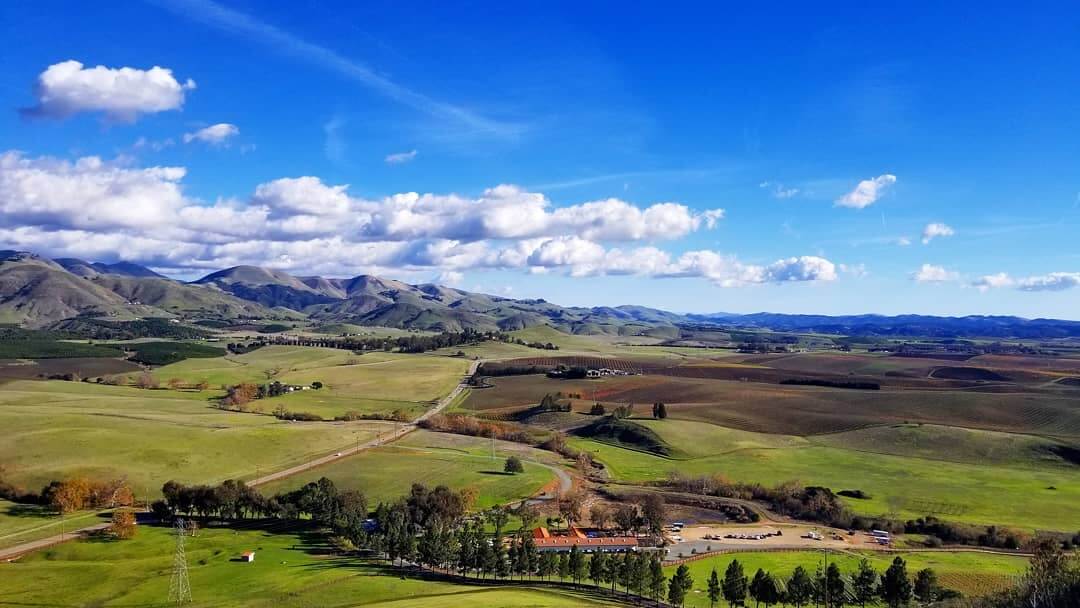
left=247, top=358, right=480, bottom=487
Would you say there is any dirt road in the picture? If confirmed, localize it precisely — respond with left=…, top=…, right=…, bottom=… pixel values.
left=247, top=358, right=480, bottom=487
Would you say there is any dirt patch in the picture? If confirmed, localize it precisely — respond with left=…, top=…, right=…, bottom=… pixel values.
left=931, top=367, right=1012, bottom=381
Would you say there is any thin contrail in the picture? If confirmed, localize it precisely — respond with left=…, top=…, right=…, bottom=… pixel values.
left=149, top=0, right=523, bottom=138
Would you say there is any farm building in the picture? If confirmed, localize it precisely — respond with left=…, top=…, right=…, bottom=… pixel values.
left=240, top=551, right=255, bottom=562
left=530, top=527, right=638, bottom=553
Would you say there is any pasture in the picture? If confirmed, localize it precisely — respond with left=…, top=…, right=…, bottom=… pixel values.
left=667, top=549, right=1026, bottom=604
left=0, top=524, right=619, bottom=607
left=572, top=420, right=1080, bottom=531
left=260, top=430, right=557, bottom=508
left=0, top=500, right=103, bottom=550
left=147, top=346, right=470, bottom=419
left=0, top=380, right=384, bottom=493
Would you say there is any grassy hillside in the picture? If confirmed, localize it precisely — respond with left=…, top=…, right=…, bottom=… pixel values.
left=572, top=420, right=1080, bottom=531
left=0, top=380, right=383, bottom=493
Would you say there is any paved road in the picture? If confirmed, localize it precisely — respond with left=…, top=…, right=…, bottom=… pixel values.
left=247, top=359, right=480, bottom=487
left=0, top=522, right=111, bottom=562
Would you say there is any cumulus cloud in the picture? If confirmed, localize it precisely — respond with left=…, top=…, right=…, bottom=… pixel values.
left=435, top=270, right=464, bottom=286
left=913, top=264, right=958, bottom=283
left=896, top=236, right=912, bottom=246
left=972, top=272, right=1080, bottom=292
left=0, top=150, right=833, bottom=287
left=921, top=222, right=955, bottom=244
left=183, top=123, right=239, bottom=145
left=835, top=174, right=896, bottom=209
left=21, top=60, right=195, bottom=122
left=385, top=150, right=418, bottom=164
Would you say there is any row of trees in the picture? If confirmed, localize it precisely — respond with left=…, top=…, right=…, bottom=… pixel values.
left=265, top=328, right=501, bottom=354
left=701, top=557, right=950, bottom=608
left=0, top=474, right=135, bottom=514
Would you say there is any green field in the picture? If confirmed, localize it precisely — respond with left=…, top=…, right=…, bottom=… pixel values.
left=148, top=346, right=469, bottom=419
left=0, top=524, right=620, bottom=607
left=261, top=430, right=557, bottom=508
left=0, top=500, right=105, bottom=550
left=572, top=420, right=1080, bottom=531
left=0, top=380, right=384, bottom=494
left=666, top=549, right=1027, bottom=604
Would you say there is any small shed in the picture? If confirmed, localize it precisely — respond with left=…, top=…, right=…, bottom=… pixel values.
left=240, top=551, right=255, bottom=562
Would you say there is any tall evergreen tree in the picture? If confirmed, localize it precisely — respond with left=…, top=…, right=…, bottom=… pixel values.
left=750, top=568, right=768, bottom=607
left=669, top=563, right=694, bottom=607
left=787, top=566, right=814, bottom=608
left=558, top=552, right=570, bottom=581
left=825, top=562, right=847, bottom=607
left=568, top=544, right=586, bottom=585
left=723, top=559, right=749, bottom=607
left=913, top=568, right=939, bottom=604
left=881, top=557, right=913, bottom=608
left=708, top=567, right=722, bottom=608
left=852, top=559, right=878, bottom=608
left=649, top=556, right=667, bottom=603
left=590, top=552, right=606, bottom=588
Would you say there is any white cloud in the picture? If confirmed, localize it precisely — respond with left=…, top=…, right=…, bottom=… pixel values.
left=0, top=150, right=830, bottom=287
left=974, top=272, right=1080, bottom=292
left=896, top=236, right=912, bottom=246
left=183, top=123, right=239, bottom=145
left=839, top=263, right=869, bottom=278
left=835, top=174, right=896, bottom=209
left=921, top=222, right=955, bottom=244
left=21, top=60, right=195, bottom=122
left=913, top=264, right=958, bottom=283
left=435, top=270, right=464, bottom=286
left=385, top=150, right=418, bottom=164
left=759, top=181, right=800, bottom=199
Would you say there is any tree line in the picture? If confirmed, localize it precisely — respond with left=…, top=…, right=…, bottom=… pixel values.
left=697, top=556, right=954, bottom=608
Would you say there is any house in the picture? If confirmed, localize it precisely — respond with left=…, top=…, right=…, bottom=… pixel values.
left=240, top=551, right=255, bottom=562
left=529, top=527, right=638, bottom=553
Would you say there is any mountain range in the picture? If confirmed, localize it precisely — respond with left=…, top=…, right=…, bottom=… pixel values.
left=2, top=250, right=1078, bottom=338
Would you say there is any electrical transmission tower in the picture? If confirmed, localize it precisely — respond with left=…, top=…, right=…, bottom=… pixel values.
left=168, top=518, right=193, bottom=606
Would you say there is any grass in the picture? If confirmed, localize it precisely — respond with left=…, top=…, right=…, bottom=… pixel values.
left=0, top=500, right=105, bottom=550
left=666, top=549, right=1027, bottom=603
left=106, top=340, right=225, bottom=366
left=0, top=523, right=621, bottom=607
left=572, top=421, right=1080, bottom=531
left=260, top=430, right=557, bottom=508
left=149, top=346, right=469, bottom=419
left=0, top=379, right=385, bottom=494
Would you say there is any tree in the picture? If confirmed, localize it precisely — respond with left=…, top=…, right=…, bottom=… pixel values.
left=881, top=556, right=913, bottom=608
left=167, top=377, right=183, bottom=390
left=750, top=568, right=769, bottom=607
left=589, top=504, right=610, bottom=530
left=558, top=552, right=570, bottom=581
left=913, top=568, right=938, bottom=604
left=135, top=371, right=159, bottom=389
left=653, top=402, right=668, bottom=419
left=852, top=559, right=878, bottom=608
left=590, top=552, right=606, bottom=588
left=825, top=562, right=846, bottom=608
left=708, top=567, right=722, bottom=608
left=640, top=493, right=666, bottom=533
left=311, top=381, right=323, bottom=390
left=110, top=509, right=137, bottom=539
left=568, top=544, right=586, bottom=585
left=668, top=563, right=694, bottom=607
left=787, top=566, right=814, bottom=608
left=758, top=574, right=781, bottom=607
left=504, top=455, right=525, bottom=474
left=649, top=556, right=667, bottom=603
left=614, top=503, right=639, bottom=533
left=590, top=403, right=606, bottom=416
left=559, top=490, right=585, bottom=528
left=538, top=551, right=555, bottom=580
left=723, top=559, right=749, bottom=607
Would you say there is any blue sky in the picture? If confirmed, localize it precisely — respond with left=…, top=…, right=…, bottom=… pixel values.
left=1, top=1, right=1078, bottom=318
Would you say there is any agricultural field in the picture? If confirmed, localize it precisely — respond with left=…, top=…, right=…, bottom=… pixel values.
left=571, top=419, right=1080, bottom=531
left=0, top=523, right=620, bottom=607
left=260, top=430, right=558, bottom=508
left=667, top=549, right=1027, bottom=604
left=143, top=346, right=470, bottom=419
left=0, top=379, right=384, bottom=494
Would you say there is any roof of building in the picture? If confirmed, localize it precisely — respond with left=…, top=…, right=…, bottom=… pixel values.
left=241, top=551, right=255, bottom=557
left=533, top=536, right=638, bottom=548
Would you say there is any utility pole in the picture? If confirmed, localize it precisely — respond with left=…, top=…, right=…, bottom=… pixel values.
left=823, top=546, right=829, bottom=608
